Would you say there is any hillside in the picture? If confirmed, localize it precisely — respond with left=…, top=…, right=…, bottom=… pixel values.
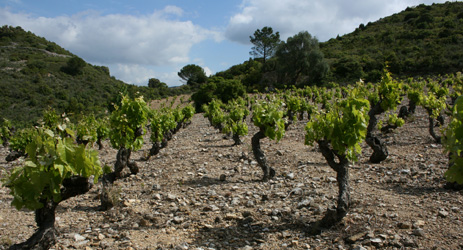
left=215, top=2, right=463, bottom=87
left=321, top=1, right=463, bottom=82
left=0, top=26, right=186, bottom=127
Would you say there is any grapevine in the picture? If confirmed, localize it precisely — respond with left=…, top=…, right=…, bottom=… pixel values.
left=102, top=94, right=149, bottom=209
left=6, top=110, right=73, bottom=162
left=379, top=113, right=405, bottom=133
left=109, top=95, right=149, bottom=152
left=3, top=127, right=102, bottom=249
left=443, top=96, right=463, bottom=186
left=181, top=104, right=195, bottom=126
left=95, top=117, right=110, bottom=150
left=203, top=99, right=225, bottom=131
left=449, top=72, right=463, bottom=104
left=0, top=118, right=12, bottom=147
left=42, top=108, right=74, bottom=138
left=146, top=107, right=176, bottom=160
left=75, top=114, right=98, bottom=146
left=5, top=127, right=37, bottom=162
left=364, top=68, right=403, bottom=163
left=283, top=91, right=302, bottom=128
left=172, top=106, right=185, bottom=132
left=406, top=78, right=424, bottom=115
left=223, top=97, right=250, bottom=145
left=251, top=96, right=286, bottom=181
left=305, top=95, right=370, bottom=227
left=421, top=80, right=448, bottom=143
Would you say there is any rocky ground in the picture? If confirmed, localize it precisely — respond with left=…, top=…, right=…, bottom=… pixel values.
left=0, top=104, right=462, bottom=250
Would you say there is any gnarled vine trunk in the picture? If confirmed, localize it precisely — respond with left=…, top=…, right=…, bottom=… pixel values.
left=408, top=99, right=417, bottom=115
left=97, top=137, right=104, bottom=150
left=101, top=146, right=139, bottom=209
left=232, top=133, right=242, bottom=146
left=114, top=147, right=138, bottom=177
left=5, top=150, right=25, bottom=162
left=428, top=116, right=442, bottom=143
left=398, top=105, right=409, bottom=119
left=380, top=124, right=398, bottom=133
left=100, top=178, right=115, bottom=210
left=426, top=108, right=444, bottom=143
left=366, top=104, right=388, bottom=163
left=425, top=108, right=442, bottom=143
left=251, top=130, right=275, bottom=181
left=366, top=136, right=389, bottom=163
left=1, top=133, right=10, bottom=147
left=284, top=110, right=295, bottom=130
left=162, top=131, right=173, bottom=148
left=145, top=142, right=161, bottom=161
left=174, top=121, right=183, bottom=133
left=10, top=176, right=91, bottom=250
left=317, top=140, right=350, bottom=227
left=116, top=126, right=143, bottom=176
left=10, top=200, right=58, bottom=250
left=75, top=137, right=89, bottom=146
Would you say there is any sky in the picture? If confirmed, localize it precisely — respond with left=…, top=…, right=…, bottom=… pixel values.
left=0, top=0, right=453, bottom=87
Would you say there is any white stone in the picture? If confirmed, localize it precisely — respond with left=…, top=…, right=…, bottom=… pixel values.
left=74, top=233, right=86, bottom=241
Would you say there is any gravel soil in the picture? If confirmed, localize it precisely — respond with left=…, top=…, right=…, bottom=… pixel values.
left=0, top=104, right=462, bottom=250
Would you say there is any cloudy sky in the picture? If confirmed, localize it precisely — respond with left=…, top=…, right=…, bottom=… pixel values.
left=0, top=0, right=451, bottom=86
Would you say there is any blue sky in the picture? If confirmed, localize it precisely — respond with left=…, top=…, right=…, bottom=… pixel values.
left=0, top=0, right=452, bottom=86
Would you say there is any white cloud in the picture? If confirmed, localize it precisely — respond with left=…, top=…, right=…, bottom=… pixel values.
left=111, top=64, right=155, bottom=85
left=203, top=66, right=213, bottom=77
left=226, top=0, right=450, bottom=43
left=162, top=5, right=184, bottom=16
left=110, top=63, right=182, bottom=86
left=0, top=6, right=219, bottom=69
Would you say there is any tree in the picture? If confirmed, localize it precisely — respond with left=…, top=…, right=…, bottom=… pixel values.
left=178, top=64, right=207, bottom=88
left=61, top=56, right=86, bottom=76
left=95, top=65, right=110, bottom=76
left=191, top=77, right=246, bottom=112
left=333, top=56, right=364, bottom=82
left=148, top=78, right=169, bottom=97
left=276, top=31, right=329, bottom=86
left=148, top=78, right=168, bottom=89
left=212, top=78, right=247, bottom=104
left=249, top=26, right=281, bottom=64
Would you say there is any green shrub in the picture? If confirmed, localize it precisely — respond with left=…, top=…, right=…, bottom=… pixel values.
left=61, top=56, right=86, bottom=76
left=191, top=77, right=246, bottom=112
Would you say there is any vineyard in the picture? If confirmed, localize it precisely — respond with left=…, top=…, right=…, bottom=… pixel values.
left=1, top=72, right=463, bottom=249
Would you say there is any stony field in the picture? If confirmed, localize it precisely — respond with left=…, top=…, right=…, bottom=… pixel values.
left=0, top=104, right=462, bottom=250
